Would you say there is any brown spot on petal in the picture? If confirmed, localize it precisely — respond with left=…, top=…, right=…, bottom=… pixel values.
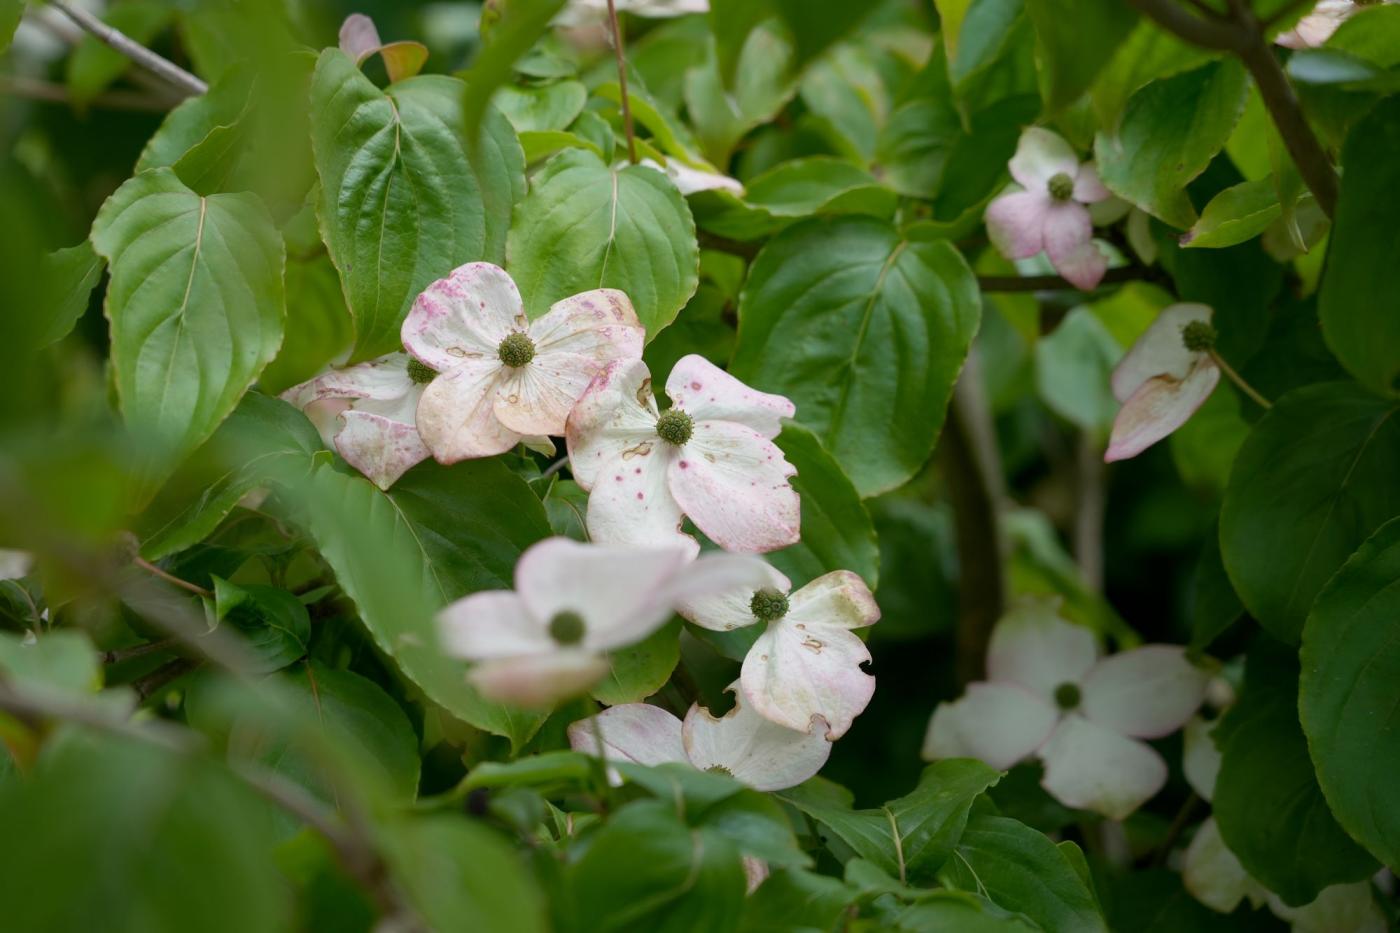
left=621, top=440, right=653, bottom=459
left=636, top=378, right=653, bottom=408
left=801, top=637, right=825, bottom=653
left=447, top=347, right=467, bottom=357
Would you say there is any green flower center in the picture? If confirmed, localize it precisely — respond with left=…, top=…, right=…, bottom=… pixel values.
left=705, top=765, right=733, bottom=776
left=1054, top=682, right=1081, bottom=710
left=750, top=588, right=790, bottom=623
left=655, top=409, right=693, bottom=446
left=1047, top=172, right=1075, bottom=201
left=1180, top=320, right=1218, bottom=353
left=548, top=610, right=586, bottom=646
left=406, top=357, right=437, bottom=384
left=497, top=332, right=536, bottom=368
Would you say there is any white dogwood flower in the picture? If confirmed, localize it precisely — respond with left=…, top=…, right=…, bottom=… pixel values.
left=985, top=127, right=1112, bottom=290
left=1105, top=303, right=1221, bottom=463
left=678, top=564, right=879, bottom=738
left=639, top=157, right=744, bottom=196
left=1180, top=717, right=1385, bottom=931
left=922, top=600, right=1209, bottom=819
left=567, top=690, right=831, bottom=792
left=566, top=354, right=800, bottom=556
left=402, top=263, right=643, bottom=463
left=282, top=352, right=432, bottom=490
left=438, top=537, right=770, bottom=707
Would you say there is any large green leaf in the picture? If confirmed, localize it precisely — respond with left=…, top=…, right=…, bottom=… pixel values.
left=1220, top=383, right=1400, bottom=642
left=310, top=50, right=489, bottom=360
left=208, top=578, right=311, bottom=674
left=0, top=0, right=20, bottom=54
left=1024, top=0, right=1137, bottom=112
left=591, top=620, right=681, bottom=706
left=260, top=252, right=354, bottom=395
left=1213, top=638, right=1377, bottom=906
left=1320, top=96, right=1400, bottom=396
left=383, top=815, right=549, bottom=932
left=1095, top=60, right=1248, bottom=228
left=779, top=760, right=1001, bottom=885
left=1300, top=518, right=1400, bottom=869
left=732, top=217, right=980, bottom=497
left=565, top=799, right=746, bottom=932
left=90, top=168, right=285, bottom=490
left=296, top=459, right=551, bottom=749
left=36, top=241, right=105, bottom=349
left=0, top=731, right=291, bottom=933
left=506, top=148, right=699, bottom=340
left=684, top=26, right=797, bottom=165
left=940, top=815, right=1107, bottom=933
left=766, top=424, right=879, bottom=590
left=136, top=392, right=322, bottom=561
left=0, top=630, right=101, bottom=698
left=706, top=0, right=874, bottom=90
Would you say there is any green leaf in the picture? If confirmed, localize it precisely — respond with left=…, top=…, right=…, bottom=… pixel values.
left=471, top=103, right=528, bottom=266
left=463, top=751, right=594, bottom=792
left=1169, top=384, right=1248, bottom=497
left=66, top=1, right=173, bottom=106
left=35, top=241, right=105, bottom=349
left=383, top=815, right=549, bottom=933
left=136, top=392, right=322, bottom=561
left=0, top=0, right=20, bottom=54
left=766, top=424, right=879, bottom=590
left=1320, top=96, right=1400, bottom=395
left=1183, top=178, right=1284, bottom=249
left=1095, top=60, right=1248, bottom=228
left=310, top=51, right=489, bottom=360
left=209, top=578, right=311, bottom=674
left=1188, top=523, right=1244, bottom=656
left=591, top=619, right=681, bottom=706
left=260, top=253, right=354, bottom=395
left=1024, top=0, right=1137, bottom=112
left=741, top=156, right=897, bottom=223
left=277, top=663, right=421, bottom=801
left=1220, top=382, right=1400, bottom=642
left=891, top=891, right=1040, bottom=932
left=297, top=460, right=551, bottom=749
left=732, top=217, right=980, bottom=497
left=685, top=27, right=797, bottom=165
left=707, top=0, right=875, bottom=89
left=1300, top=518, right=1400, bottom=870
left=700, top=790, right=810, bottom=868
left=740, top=868, right=855, bottom=932
left=940, top=815, right=1107, bottom=933
left=1090, top=24, right=1216, bottom=128
left=507, top=148, right=699, bottom=341
left=0, top=731, right=291, bottom=933
left=494, top=80, right=587, bottom=133
left=567, top=799, right=746, bottom=932
left=780, top=759, right=1001, bottom=885
left=1213, top=637, right=1378, bottom=906
left=0, top=630, right=101, bottom=698
left=460, top=0, right=569, bottom=147
left=1034, top=308, right=1123, bottom=435
left=90, top=168, right=285, bottom=490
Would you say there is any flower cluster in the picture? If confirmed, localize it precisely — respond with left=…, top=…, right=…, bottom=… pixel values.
left=985, top=127, right=1113, bottom=291
left=923, top=600, right=1208, bottom=819
left=299, top=265, right=873, bottom=793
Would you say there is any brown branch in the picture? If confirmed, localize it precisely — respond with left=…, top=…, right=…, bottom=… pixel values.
left=605, top=0, right=637, bottom=164
left=103, top=638, right=177, bottom=666
left=0, top=75, right=174, bottom=112
left=939, top=355, right=1008, bottom=686
left=48, top=0, right=207, bottom=97
left=1073, top=434, right=1105, bottom=592
left=133, top=555, right=212, bottom=598
left=1131, top=0, right=1338, bottom=219
left=132, top=657, right=200, bottom=701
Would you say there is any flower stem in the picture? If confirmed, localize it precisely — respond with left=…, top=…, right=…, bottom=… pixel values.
left=133, top=555, right=213, bottom=598
left=604, top=0, right=638, bottom=164
left=1209, top=350, right=1273, bottom=409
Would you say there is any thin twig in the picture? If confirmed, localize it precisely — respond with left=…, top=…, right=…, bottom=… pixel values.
left=0, top=75, right=173, bottom=112
left=540, top=456, right=570, bottom=480
left=103, top=638, right=177, bottom=666
left=132, top=657, right=200, bottom=701
left=604, top=0, right=637, bottom=164
left=1127, top=0, right=1247, bottom=50
left=133, top=555, right=213, bottom=598
left=48, top=0, right=207, bottom=97
left=1152, top=792, right=1202, bottom=867
left=1209, top=350, right=1273, bottom=409
left=1073, top=433, right=1105, bottom=592
left=977, top=265, right=1144, bottom=293
left=939, top=355, right=1008, bottom=686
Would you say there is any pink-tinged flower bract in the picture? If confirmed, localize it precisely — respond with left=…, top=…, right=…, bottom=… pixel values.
left=566, top=354, right=800, bottom=556
left=402, top=262, right=644, bottom=463
left=922, top=600, right=1208, bottom=820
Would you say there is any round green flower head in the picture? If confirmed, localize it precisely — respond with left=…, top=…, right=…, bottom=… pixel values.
left=655, top=409, right=694, bottom=446
left=750, top=588, right=790, bottom=623
left=1180, top=320, right=1218, bottom=353
left=1047, top=172, right=1075, bottom=201
left=497, top=331, right=536, bottom=368
left=548, top=610, right=586, bottom=646
left=406, top=357, right=437, bottom=384
left=1054, top=682, right=1082, bottom=710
